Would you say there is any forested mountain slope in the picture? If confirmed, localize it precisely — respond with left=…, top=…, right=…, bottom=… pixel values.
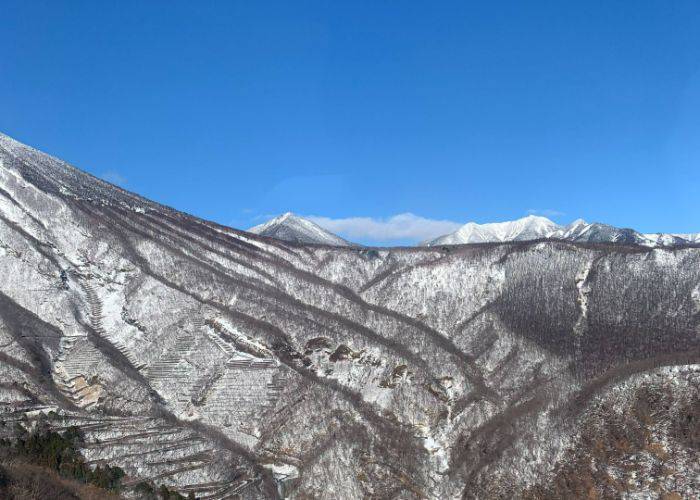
left=0, top=132, right=698, bottom=498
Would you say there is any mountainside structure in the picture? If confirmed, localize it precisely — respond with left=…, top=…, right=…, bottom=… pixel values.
left=0, top=132, right=698, bottom=498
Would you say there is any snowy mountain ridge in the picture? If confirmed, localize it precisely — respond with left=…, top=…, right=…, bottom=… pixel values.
left=248, top=212, right=353, bottom=246
left=0, top=131, right=698, bottom=498
left=425, top=215, right=699, bottom=247
left=249, top=212, right=699, bottom=248
left=423, top=215, right=558, bottom=245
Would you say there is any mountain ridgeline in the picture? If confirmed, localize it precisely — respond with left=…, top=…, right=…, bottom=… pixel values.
left=0, top=132, right=698, bottom=499
left=424, top=215, right=700, bottom=247
left=248, top=213, right=353, bottom=246
left=249, top=213, right=700, bottom=248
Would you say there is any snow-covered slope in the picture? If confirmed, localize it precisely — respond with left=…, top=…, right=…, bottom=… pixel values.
left=426, top=216, right=699, bottom=247
left=644, top=232, right=700, bottom=246
left=552, top=219, right=647, bottom=245
left=248, top=212, right=352, bottom=246
left=0, top=131, right=698, bottom=499
left=424, top=215, right=559, bottom=245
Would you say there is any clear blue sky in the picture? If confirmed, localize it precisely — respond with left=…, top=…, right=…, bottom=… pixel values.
left=2, top=1, right=699, bottom=244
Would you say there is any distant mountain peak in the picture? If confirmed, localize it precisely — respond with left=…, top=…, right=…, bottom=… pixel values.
left=425, top=215, right=699, bottom=248
left=253, top=212, right=296, bottom=229
left=248, top=213, right=353, bottom=246
left=425, top=215, right=559, bottom=246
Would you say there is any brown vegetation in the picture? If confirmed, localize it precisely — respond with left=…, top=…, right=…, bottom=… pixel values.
left=0, top=460, right=119, bottom=500
left=523, top=382, right=698, bottom=499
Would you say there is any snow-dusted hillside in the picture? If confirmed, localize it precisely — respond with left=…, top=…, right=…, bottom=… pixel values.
left=0, top=131, right=698, bottom=499
left=248, top=212, right=352, bottom=246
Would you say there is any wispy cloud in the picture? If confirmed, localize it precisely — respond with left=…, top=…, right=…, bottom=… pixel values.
left=526, top=208, right=565, bottom=218
left=251, top=213, right=276, bottom=222
left=100, top=170, right=127, bottom=186
left=307, top=213, right=463, bottom=243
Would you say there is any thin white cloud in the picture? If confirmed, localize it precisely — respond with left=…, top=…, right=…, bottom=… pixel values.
left=526, top=208, right=565, bottom=218
left=307, top=213, right=463, bottom=243
left=100, top=170, right=127, bottom=186
left=251, top=213, right=276, bottom=222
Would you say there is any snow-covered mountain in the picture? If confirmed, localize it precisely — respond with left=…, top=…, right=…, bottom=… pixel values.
left=0, top=131, right=699, bottom=498
left=424, top=215, right=558, bottom=245
left=248, top=212, right=352, bottom=246
left=644, top=232, right=700, bottom=246
left=552, top=219, right=647, bottom=245
left=425, top=215, right=699, bottom=247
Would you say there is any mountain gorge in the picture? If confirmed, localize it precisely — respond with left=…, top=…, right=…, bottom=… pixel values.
left=0, top=132, right=698, bottom=499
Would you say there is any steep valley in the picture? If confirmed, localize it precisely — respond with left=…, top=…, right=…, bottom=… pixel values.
left=0, top=133, right=698, bottom=498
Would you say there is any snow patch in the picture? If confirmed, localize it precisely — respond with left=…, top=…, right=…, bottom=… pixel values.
left=573, top=260, right=594, bottom=336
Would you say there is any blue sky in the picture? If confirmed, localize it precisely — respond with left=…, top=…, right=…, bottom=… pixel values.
left=2, top=1, right=700, bottom=245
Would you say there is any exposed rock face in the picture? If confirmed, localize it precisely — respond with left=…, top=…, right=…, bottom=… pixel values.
left=0, top=132, right=698, bottom=498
